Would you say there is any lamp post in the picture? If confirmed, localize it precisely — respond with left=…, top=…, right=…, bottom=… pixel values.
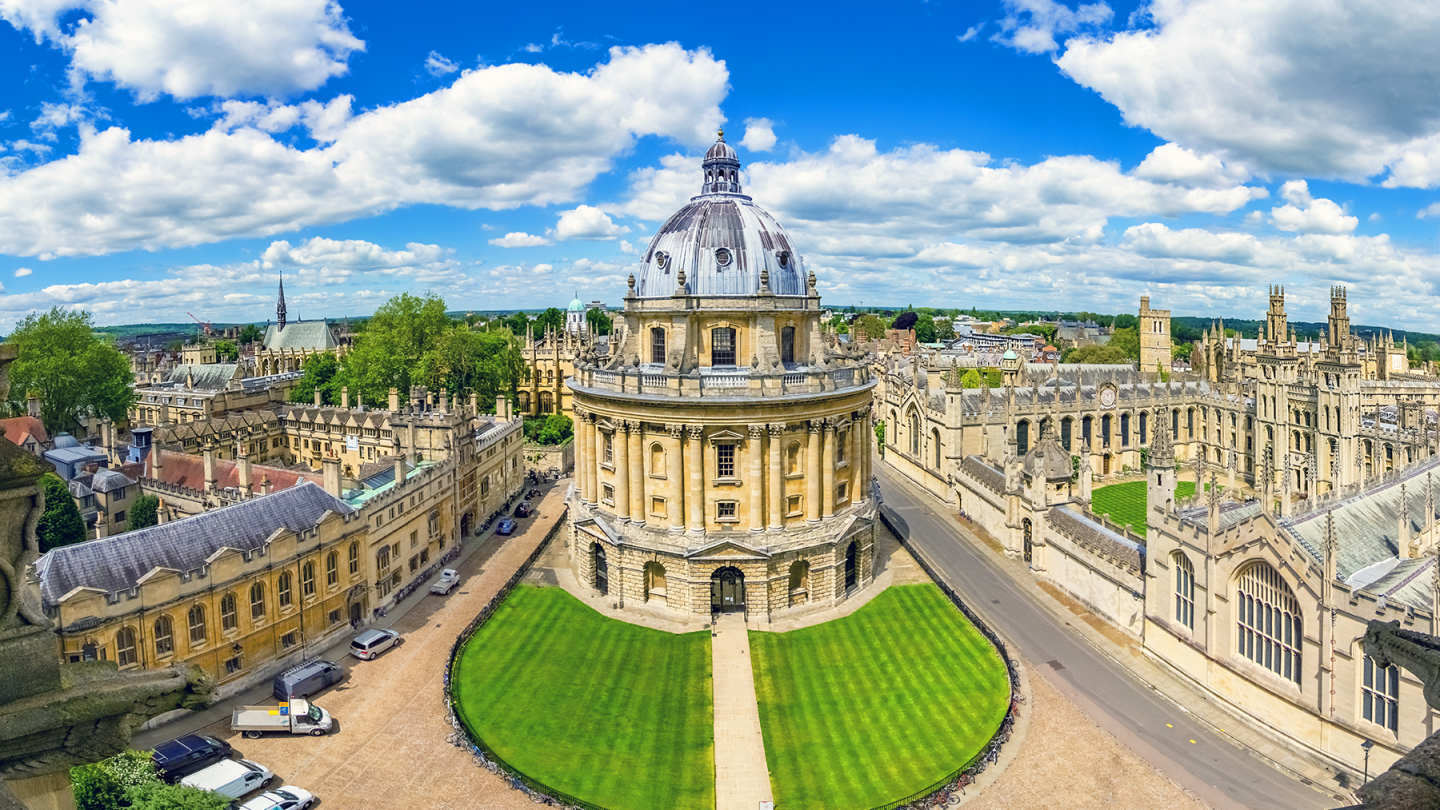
left=1361, top=738, right=1375, bottom=785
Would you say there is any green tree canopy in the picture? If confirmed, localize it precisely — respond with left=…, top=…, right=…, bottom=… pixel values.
left=238, top=323, right=263, bottom=344
left=533, top=307, right=565, bottom=335
left=38, top=472, right=87, bottom=552
left=934, top=318, right=957, bottom=341
left=524, top=414, right=574, bottom=445
left=1171, top=342, right=1194, bottom=361
left=892, top=311, right=919, bottom=331
left=852, top=314, right=887, bottom=340
left=335, top=293, right=451, bottom=404
left=5, top=307, right=135, bottom=434
left=585, top=307, right=613, bottom=335
left=1108, top=327, right=1140, bottom=360
left=1063, top=345, right=1132, bottom=364
left=128, top=495, right=160, bottom=531
left=914, top=314, right=936, bottom=343
left=960, top=369, right=982, bottom=388
left=125, top=782, right=230, bottom=810
left=1112, top=313, right=1139, bottom=330
left=503, top=311, right=531, bottom=335
left=290, top=352, right=342, bottom=405
left=212, top=340, right=238, bottom=362
left=72, top=749, right=160, bottom=810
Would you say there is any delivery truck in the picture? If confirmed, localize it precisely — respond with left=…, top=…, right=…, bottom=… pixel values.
left=230, top=699, right=333, bottom=738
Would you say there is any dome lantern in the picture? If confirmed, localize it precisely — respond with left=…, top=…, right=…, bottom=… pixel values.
left=701, top=129, right=742, bottom=195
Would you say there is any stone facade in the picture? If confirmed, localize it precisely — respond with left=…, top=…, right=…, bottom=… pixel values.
left=1139, top=295, right=1171, bottom=375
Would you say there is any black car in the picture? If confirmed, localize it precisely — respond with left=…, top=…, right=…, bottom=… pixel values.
left=153, top=734, right=233, bottom=782
left=515, top=502, right=532, bottom=518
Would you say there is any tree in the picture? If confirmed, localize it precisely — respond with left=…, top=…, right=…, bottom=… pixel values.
left=128, top=495, right=160, bottom=531
left=935, top=319, right=957, bottom=341
left=72, top=749, right=160, bottom=810
left=533, top=307, right=565, bottom=335
left=1171, top=342, right=1194, bottom=361
left=503, top=311, right=531, bottom=335
left=523, top=414, right=574, bottom=445
left=212, top=340, right=238, bottom=362
left=585, top=308, right=613, bottom=335
left=335, top=293, right=451, bottom=404
left=238, top=324, right=263, bottom=345
left=290, top=353, right=341, bottom=405
left=37, top=473, right=86, bottom=552
left=914, top=314, right=936, bottom=343
left=960, top=369, right=982, bottom=388
left=164, top=339, right=184, bottom=353
left=1064, top=345, right=1132, bottom=364
left=891, top=311, right=919, bottom=331
left=5, top=307, right=136, bottom=434
left=1112, top=313, right=1138, bottom=330
left=125, top=782, right=230, bottom=810
left=1108, top=327, right=1140, bottom=360
left=852, top=314, right=887, bottom=340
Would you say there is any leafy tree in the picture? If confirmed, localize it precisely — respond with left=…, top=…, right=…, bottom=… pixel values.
left=37, top=473, right=86, bottom=552
left=1112, top=313, right=1139, bottom=330
left=336, top=293, right=451, bottom=404
left=503, top=311, right=531, bottom=335
left=523, top=414, right=574, bottom=445
left=960, top=369, right=982, bottom=388
left=1171, top=342, right=1194, bottom=361
left=914, top=314, right=936, bottom=343
left=852, top=314, right=887, bottom=340
left=1064, top=345, right=1132, bottom=364
left=5, top=307, right=135, bottom=434
left=585, top=308, right=613, bottom=335
left=164, top=339, right=184, bottom=353
left=128, top=495, right=160, bottom=531
left=125, top=782, right=230, bottom=810
left=874, top=420, right=885, bottom=449
left=1108, top=327, right=1141, bottom=360
left=212, top=340, right=238, bottom=362
left=533, top=307, right=565, bottom=335
left=290, top=353, right=341, bottom=405
left=72, top=749, right=159, bottom=810
left=238, top=323, right=263, bottom=344
left=892, top=311, right=919, bottom=331
left=935, top=319, right=957, bottom=341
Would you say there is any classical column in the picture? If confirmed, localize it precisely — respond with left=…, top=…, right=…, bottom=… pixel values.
left=615, top=421, right=631, bottom=521
left=629, top=421, right=645, bottom=525
left=822, top=419, right=836, bottom=520
left=687, top=425, right=705, bottom=533
left=806, top=420, right=822, bottom=524
left=575, top=408, right=591, bottom=503
left=667, top=424, right=685, bottom=532
left=768, top=423, right=784, bottom=530
left=594, top=419, right=607, bottom=505
left=749, top=425, right=765, bottom=532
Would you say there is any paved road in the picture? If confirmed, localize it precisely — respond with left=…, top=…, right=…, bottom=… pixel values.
left=876, top=465, right=1336, bottom=810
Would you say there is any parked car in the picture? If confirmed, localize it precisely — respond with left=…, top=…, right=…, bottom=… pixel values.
left=237, top=787, right=316, bottom=810
left=152, top=734, right=233, bottom=783
left=232, top=699, right=333, bottom=738
left=350, top=628, right=400, bottom=660
left=273, top=660, right=344, bottom=700
left=496, top=518, right=517, bottom=535
left=430, top=569, right=460, bottom=595
left=515, top=502, right=532, bottom=518
left=180, top=759, right=273, bottom=799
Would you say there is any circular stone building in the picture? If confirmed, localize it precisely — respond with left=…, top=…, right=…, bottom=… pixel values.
left=568, top=132, right=878, bottom=620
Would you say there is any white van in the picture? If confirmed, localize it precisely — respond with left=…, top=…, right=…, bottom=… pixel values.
left=180, top=758, right=273, bottom=799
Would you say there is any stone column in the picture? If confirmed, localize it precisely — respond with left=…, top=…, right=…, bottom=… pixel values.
left=687, top=424, right=705, bottom=533
left=615, top=421, right=631, bottom=521
left=629, top=422, right=645, bottom=525
left=594, top=419, right=607, bottom=506
left=749, top=425, right=765, bottom=532
left=574, top=408, right=589, bottom=501
left=768, top=423, right=784, bottom=530
left=806, top=420, right=822, bottom=524
left=822, top=419, right=836, bottom=520
left=667, top=424, right=685, bottom=532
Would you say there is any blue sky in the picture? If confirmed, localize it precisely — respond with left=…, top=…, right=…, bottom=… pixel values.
left=2, top=0, right=1440, bottom=331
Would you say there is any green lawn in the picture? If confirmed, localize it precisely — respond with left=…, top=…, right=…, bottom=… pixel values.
left=452, top=586, right=715, bottom=810
left=1090, top=479, right=1212, bottom=537
left=750, top=584, right=1010, bottom=810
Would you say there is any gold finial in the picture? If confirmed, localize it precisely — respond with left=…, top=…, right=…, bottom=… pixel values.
left=717, top=128, right=724, bottom=140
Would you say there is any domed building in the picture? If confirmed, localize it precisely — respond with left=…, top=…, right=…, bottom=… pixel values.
left=568, top=131, right=878, bottom=619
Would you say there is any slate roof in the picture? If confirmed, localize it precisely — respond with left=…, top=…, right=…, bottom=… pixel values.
left=165, top=364, right=241, bottom=391
left=34, top=481, right=353, bottom=606
left=0, top=415, right=47, bottom=448
left=262, top=321, right=337, bottom=352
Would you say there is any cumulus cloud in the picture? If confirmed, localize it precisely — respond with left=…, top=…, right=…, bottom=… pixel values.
left=425, top=51, right=459, bottom=76
left=618, top=239, right=636, bottom=254
left=741, top=118, right=777, bottom=152
left=1, top=0, right=364, bottom=100
left=488, top=231, right=552, bottom=248
left=1054, top=0, right=1440, bottom=184
left=1131, top=143, right=1250, bottom=188
left=261, top=237, right=451, bottom=269
left=957, top=22, right=986, bottom=42
left=992, top=0, right=1111, bottom=54
left=1268, top=180, right=1357, bottom=234
left=0, top=43, right=728, bottom=257
left=13, top=267, right=31, bottom=276
left=554, top=205, right=629, bottom=240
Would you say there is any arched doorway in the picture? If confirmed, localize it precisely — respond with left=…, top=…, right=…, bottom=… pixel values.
left=844, top=542, right=858, bottom=589
left=460, top=512, right=471, bottom=538
left=593, top=543, right=609, bottom=595
left=711, top=567, right=745, bottom=613
left=1022, top=519, right=1033, bottom=564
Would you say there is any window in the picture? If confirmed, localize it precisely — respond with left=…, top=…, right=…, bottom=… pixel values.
left=837, top=429, right=848, bottom=464
left=116, top=626, right=137, bottom=667
left=712, top=327, right=737, bottom=366
left=220, top=593, right=237, bottom=632
left=650, top=442, right=665, bottom=475
left=1016, top=420, right=1029, bottom=455
left=1139, top=412, right=1148, bottom=445
left=1121, top=413, right=1130, bottom=446
left=717, top=443, right=736, bottom=478
left=377, top=546, right=391, bottom=578
left=651, top=327, right=666, bottom=364
left=717, top=501, right=737, bottom=521
left=302, top=561, right=316, bottom=597
left=187, top=604, right=206, bottom=645
left=154, top=616, right=174, bottom=657
left=1363, top=655, right=1399, bottom=733
left=604, top=433, right=614, bottom=465
left=409, top=555, right=420, bottom=572
left=1236, top=563, right=1302, bottom=683
left=787, top=495, right=802, bottom=516
left=281, top=632, right=297, bottom=649
left=603, top=484, right=615, bottom=504
left=837, top=481, right=848, bottom=503
left=225, top=656, right=243, bottom=675
left=651, top=496, right=666, bottom=517
left=250, top=582, right=266, bottom=620
left=326, top=551, right=338, bottom=586
left=329, top=609, right=342, bottom=626
left=1173, top=553, right=1195, bottom=631
left=115, top=510, right=125, bottom=523
left=781, top=326, right=795, bottom=365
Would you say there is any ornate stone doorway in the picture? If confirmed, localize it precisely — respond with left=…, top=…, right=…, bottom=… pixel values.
left=711, top=567, right=745, bottom=613
left=593, top=543, right=609, bottom=595
left=844, top=542, right=858, bottom=589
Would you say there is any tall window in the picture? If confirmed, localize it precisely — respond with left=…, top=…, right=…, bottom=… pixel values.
left=278, top=571, right=293, bottom=608
left=651, top=327, right=666, bottom=364
left=154, top=615, right=174, bottom=657
left=1363, top=655, right=1400, bottom=732
left=1173, top=553, right=1195, bottom=630
left=1139, top=412, right=1148, bottom=445
left=712, top=327, right=736, bottom=366
left=1101, top=414, right=1111, bottom=446
left=1061, top=417, right=1072, bottom=451
left=302, top=561, right=316, bottom=597
left=781, top=326, right=795, bottom=365
left=1121, top=413, right=1131, bottom=446
left=1016, top=420, right=1029, bottom=456
left=1082, top=416, right=1092, bottom=447
left=788, top=442, right=801, bottom=474
left=250, top=582, right=266, bottom=620
left=220, top=593, right=237, bottom=632
left=187, top=604, right=206, bottom=645
left=837, top=429, right=848, bottom=464
left=116, top=626, right=137, bottom=667
left=604, top=433, right=614, bottom=464
left=717, top=444, right=735, bottom=478
left=326, top=551, right=339, bottom=586
left=1172, top=409, right=1180, bottom=439
left=377, top=547, right=391, bottom=578
left=1187, top=408, right=1195, bottom=439
left=349, top=541, right=359, bottom=575
left=1236, top=563, right=1302, bottom=683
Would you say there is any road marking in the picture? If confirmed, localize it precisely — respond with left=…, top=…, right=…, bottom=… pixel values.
left=1166, top=723, right=1173, bottom=728
left=1190, top=740, right=1197, bottom=744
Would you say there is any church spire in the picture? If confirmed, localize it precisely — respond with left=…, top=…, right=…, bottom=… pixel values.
left=277, top=272, right=288, bottom=330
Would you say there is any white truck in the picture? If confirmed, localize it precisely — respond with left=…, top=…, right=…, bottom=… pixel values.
left=430, top=569, right=460, bottom=595
left=230, top=699, right=333, bottom=738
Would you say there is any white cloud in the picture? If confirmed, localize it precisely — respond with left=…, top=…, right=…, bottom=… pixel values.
left=13, top=267, right=31, bottom=276
left=554, top=205, right=629, bottom=240
left=261, top=237, right=451, bottom=269
left=992, top=0, right=1111, bottom=54
left=0, top=43, right=728, bottom=257
left=425, top=51, right=459, bottom=76
left=741, top=118, right=777, bottom=152
left=1054, top=0, right=1440, bottom=184
left=1131, top=143, right=1250, bottom=187
left=958, top=23, right=986, bottom=42
left=210, top=96, right=354, bottom=142
left=1, top=0, right=365, bottom=100
left=1418, top=202, right=1440, bottom=219
left=618, top=239, right=636, bottom=254
left=488, top=232, right=552, bottom=248
left=1268, top=181, right=1357, bottom=234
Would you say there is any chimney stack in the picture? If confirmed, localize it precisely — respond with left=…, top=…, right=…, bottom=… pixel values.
left=439, top=390, right=448, bottom=413
left=314, top=389, right=323, bottom=407
left=322, top=452, right=342, bottom=498
left=237, top=448, right=252, bottom=494
left=261, top=475, right=273, bottom=496
left=389, top=387, right=400, bottom=412
left=496, top=395, right=508, bottom=422
left=341, top=386, right=350, bottom=410
left=393, top=440, right=407, bottom=488
left=469, top=391, right=478, bottom=415
left=203, top=443, right=217, bottom=493
left=26, top=392, right=39, bottom=419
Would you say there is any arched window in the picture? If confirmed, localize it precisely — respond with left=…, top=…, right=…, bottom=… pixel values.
left=1172, top=552, right=1195, bottom=631
left=1139, top=412, right=1148, bottom=445
left=250, top=582, right=266, bottom=620
left=220, top=593, right=237, bottom=632
left=1082, top=415, right=1093, bottom=447
left=788, top=560, right=810, bottom=607
left=326, top=551, right=339, bottom=586
left=1362, top=653, right=1400, bottom=733
left=1236, top=562, right=1302, bottom=683
left=1101, top=414, right=1111, bottom=446
left=154, top=615, right=174, bottom=657
left=278, top=571, right=293, bottom=608
left=1016, top=420, right=1030, bottom=456
left=1187, top=408, right=1195, bottom=439
left=781, top=326, right=795, bottom=365
left=650, top=442, right=665, bottom=475
left=302, top=561, right=316, bottom=597
left=348, top=541, right=359, bottom=576
left=932, top=428, right=942, bottom=469
left=187, top=604, right=206, bottom=645
left=116, top=626, right=137, bottom=667
left=643, top=562, right=667, bottom=603
left=788, top=442, right=802, bottom=474
left=651, top=327, right=666, bottom=364
left=711, top=327, right=737, bottom=366
left=909, top=411, right=921, bottom=456
left=1171, top=409, right=1179, bottom=439
left=1120, top=413, right=1131, bottom=446
left=1061, top=417, right=1073, bottom=451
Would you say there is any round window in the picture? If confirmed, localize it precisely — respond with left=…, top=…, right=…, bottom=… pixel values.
left=715, top=248, right=732, bottom=267
left=777, top=250, right=790, bottom=268
left=654, top=251, right=669, bottom=271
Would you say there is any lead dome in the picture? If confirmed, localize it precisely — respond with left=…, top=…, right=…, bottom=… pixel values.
left=635, top=130, right=806, bottom=298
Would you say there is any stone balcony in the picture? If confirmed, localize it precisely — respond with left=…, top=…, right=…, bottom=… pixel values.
left=569, top=363, right=874, bottom=402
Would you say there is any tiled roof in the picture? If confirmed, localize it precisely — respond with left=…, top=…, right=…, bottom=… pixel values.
left=34, top=482, right=353, bottom=606
left=166, top=364, right=240, bottom=391
left=0, top=415, right=47, bottom=447
left=262, top=321, right=337, bottom=352
left=144, top=448, right=321, bottom=494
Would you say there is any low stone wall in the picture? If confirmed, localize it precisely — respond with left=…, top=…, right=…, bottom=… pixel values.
left=524, top=439, right=574, bottom=475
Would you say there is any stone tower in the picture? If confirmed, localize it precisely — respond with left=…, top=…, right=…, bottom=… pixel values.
left=1139, top=295, right=1171, bottom=375
left=1147, top=408, right=1177, bottom=520
left=1266, top=284, right=1288, bottom=345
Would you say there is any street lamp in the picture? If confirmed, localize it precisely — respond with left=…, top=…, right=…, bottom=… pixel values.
left=1361, top=738, right=1375, bottom=785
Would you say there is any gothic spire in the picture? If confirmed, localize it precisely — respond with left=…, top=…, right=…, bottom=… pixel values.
left=277, top=272, right=288, bottom=330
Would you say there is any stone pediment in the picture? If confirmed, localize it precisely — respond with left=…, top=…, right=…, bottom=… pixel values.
left=689, top=539, right=770, bottom=560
